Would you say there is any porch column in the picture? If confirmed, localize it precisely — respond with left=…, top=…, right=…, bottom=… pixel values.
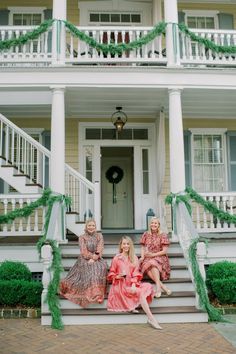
left=164, top=0, right=180, bottom=66
left=153, top=0, right=162, bottom=24
left=52, top=0, right=67, bottom=65
left=50, top=87, right=65, bottom=194
left=168, top=88, right=185, bottom=193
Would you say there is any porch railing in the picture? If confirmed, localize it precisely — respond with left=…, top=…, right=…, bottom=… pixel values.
left=0, top=194, right=45, bottom=236
left=179, top=28, right=236, bottom=66
left=192, top=192, right=236, bottom=233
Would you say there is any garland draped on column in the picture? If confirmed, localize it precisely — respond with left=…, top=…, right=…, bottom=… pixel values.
left=0, top=189, right=71, bottom=330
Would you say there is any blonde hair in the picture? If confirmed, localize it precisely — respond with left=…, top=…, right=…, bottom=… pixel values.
left=119, top=236, right=136, bottom=264
left=148, top=217, right=161, bottom=235
left=84, top=219, right=97, bottom=232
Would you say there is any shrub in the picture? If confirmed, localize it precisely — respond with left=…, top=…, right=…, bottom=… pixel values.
left=206, top=261, right=236, bottom=292
left=0, top=261, right=32, bottom=281
left=211, top=277, right=236, bottom=304
left=0, top=280, right=43, bottom=307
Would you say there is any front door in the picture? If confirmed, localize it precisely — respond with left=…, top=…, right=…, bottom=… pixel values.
left=101, top=147, right=133, bottom=228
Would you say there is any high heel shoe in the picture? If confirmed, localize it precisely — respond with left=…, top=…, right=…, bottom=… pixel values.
left=165, top=288, right=172, bottom=296
left=147, top=319, right=162, bottom=330
left=155, top=291, right=162, bottom=298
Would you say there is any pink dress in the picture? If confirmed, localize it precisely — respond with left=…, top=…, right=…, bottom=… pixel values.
left=140, top=232, right=171, bottom=281
left=107, top=253, right=154, bottom=312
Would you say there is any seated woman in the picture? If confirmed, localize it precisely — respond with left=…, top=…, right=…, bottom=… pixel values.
left=140, top=217, right=171, bottom=298
left=107, top=236, right=162, bottom=330
left=60, top=219, right=107, bottom=307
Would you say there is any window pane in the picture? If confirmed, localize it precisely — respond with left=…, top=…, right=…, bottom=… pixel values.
left=193, top=135, right=202, bottom=149
left=143, top=172, right=149, bottom=194
left=101, top=13, right=110, bottom=22
left=13, top=14, right=22, bottom=25
left=230, top=137, right=236, bottom=161
left=90, top=13, right=99, bottom=22
left=86, top=129, right=101, bottom=139
left=102, top=129, right=116, bottom=139
left=111, top=14, right=120, bottom=23
left=187, top=17, right=197, bottom=28
left=142, top=149, right=149, bottom=194
left=131, top=14, right=141, bottom=23
left=206, top=17, right=214, bottom=29
left=121, top=14, right=130, bottom=23
left=118, top=129, right=132, bottom=140
left=142, top=149, right=148, bottom=170
left=133, top=129, right=148, bottom=140
left=32, top=14, right=41, bottom=25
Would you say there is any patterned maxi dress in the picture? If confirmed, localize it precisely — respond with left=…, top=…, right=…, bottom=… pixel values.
left=139, top=232, right=171, bottom=281
left=59, top=232, right=107, bottom=307
left=107, top=253, right=155, bottom=312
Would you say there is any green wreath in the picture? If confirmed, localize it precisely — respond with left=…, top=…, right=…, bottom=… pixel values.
left=105, top=166, right=124, bottom=203
left=105, top=166, right=124, bottom=184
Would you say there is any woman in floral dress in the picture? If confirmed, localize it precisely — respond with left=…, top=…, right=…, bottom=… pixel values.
left=60, top=219, right=107, bottom=307
left=140, top=217, right=171, bottom=298
left=107, top=236, right=162, bottom=330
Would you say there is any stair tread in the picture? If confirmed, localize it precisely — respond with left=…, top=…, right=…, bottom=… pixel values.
left=62, top=252, right=184, bottom=258
left=42, top=306, right=205, bottom=316
left=63, top=264, right=188, bottom=271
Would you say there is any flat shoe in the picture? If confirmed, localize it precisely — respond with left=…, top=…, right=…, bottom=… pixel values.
left=155, top=292, right=162, bottom=298
left=165, top=289, right=172, bottom=296
left=147, top=319, right=162, bottom=330
left=130, top=309, right=139, bottom=313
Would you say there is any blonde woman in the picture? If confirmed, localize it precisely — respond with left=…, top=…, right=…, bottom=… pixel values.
left=140, top=217, right=171, bottom=298
left=107, top=236, right=162, bottom=330
left=60, top=219, right=107, bottom=307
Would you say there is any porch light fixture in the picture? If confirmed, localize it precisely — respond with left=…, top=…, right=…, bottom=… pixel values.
left=111, top=106, right=128, bottom=132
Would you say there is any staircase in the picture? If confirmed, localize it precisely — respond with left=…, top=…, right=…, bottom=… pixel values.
left=41, top=233, right=208, bottom=325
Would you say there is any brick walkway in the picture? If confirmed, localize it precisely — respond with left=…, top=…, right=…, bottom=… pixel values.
left=0, top=319, right=235, bottom=354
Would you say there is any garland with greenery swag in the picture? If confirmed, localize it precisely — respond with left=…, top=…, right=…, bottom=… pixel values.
left=0, top=19, right=54, bottom=51
left=0, top=188, right=71, bottom=330
left=1, top=19, right=236, bottom=56
left=178, top=23, right=236, bottom=55
left=165, top=187, right=234, bottom=322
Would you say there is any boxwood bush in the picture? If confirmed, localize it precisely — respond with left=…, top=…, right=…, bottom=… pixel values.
left=0, top=260, right=32, bottom=281
left=0, top=261, right=42, bottom=308
left=211, top=277, right=236, bottom=304
left=206, top=261, right=236, bottom=304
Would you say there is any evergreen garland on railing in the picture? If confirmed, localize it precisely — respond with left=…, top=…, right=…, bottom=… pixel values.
left=63, top=20, right=167, bottom=56
left=189, top=239, right=224, bottom=322
left=178, top=22, right=236, bottom=54
left=0, top=189, right=71, bottom=330
left=0, top=19, right=54, bottom=51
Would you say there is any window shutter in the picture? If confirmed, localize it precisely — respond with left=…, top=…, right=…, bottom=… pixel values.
left=42, top=131, right=51, bottom=188
left=218, top=13, right=234, bottom=30
left=43, top=9, right=53, bottom=52
left=178, top=11, right=185, bottom=24
left=184, top=131, right=192, bottom=188
left=227, top=132, right=236, bottom=191
left=0, top=178, right=4, bottom=193
left=0, top=9, right=9, bottom=25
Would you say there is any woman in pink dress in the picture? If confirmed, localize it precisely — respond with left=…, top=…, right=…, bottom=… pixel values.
left=140, top=217, right=171, bottom=298
left=60, top=219, right=107, bottom=307
left=107, top=236, right=162, bottom=330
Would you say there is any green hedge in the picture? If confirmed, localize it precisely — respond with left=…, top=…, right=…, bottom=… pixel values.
left=206, top=261, right=236, bottom=292
left=0, top=261, right=32, bottom=281
left=0, top=280, right=43, bottom=307
left=211, top=277, right=236, bottom=304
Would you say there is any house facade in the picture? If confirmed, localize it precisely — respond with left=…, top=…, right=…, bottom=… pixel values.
left=0, top=0, right=236, bottom=324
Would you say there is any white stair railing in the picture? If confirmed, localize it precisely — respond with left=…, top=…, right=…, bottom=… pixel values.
left=0, top=113, right=99, bottom=224
left=0, top=113, right=51, bottom=189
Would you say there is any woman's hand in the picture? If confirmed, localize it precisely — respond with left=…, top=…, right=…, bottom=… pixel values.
left=144, top=252, right=155, bottom=258
left=115, top=274, right=126, bottom=280
left=88, top=258, right=95, bottom=264
left=130, top=284, right=137, bottom=294
left=92, top=254, right=99, bottom=261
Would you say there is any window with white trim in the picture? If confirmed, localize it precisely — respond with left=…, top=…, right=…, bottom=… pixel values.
left=142, top=148, right=149, bottom=194
left=89, top=12, right=141, bottom=25
left=191, top=130, right=227, bottom=192
left=8, top=7, right=45, bottom=26
left=184, top=10, right=219, bottom=29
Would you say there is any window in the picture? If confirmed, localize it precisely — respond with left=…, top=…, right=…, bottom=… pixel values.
left=85, top=128, right=148, bottom=140
left=190, top=130, right=226, bottom=192
left=184, top=10, right=219, bottom=30
left=142, top=149, right=149, bottom=194
left=89, top=12, right=141, bottom=25
left=8, top=7, right=45, bottom=26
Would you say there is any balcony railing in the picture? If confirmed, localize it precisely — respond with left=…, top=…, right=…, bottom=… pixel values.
left=0, top=23, right=236, bottom=68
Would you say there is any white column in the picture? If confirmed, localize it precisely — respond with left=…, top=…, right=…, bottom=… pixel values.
left=164, top=0, right=180, bottom=66
left=153, top=0, right=162, bottom=25
left=169, top=89, right=185, bottom=193
left=52, top=0, right=67, bottom=65
left=50, top=87, right=65, bottom=194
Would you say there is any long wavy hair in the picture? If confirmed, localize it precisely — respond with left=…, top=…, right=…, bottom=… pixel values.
left=148, top=217, right=161, bottom=235
left=119, top=236, right=136, bottom=264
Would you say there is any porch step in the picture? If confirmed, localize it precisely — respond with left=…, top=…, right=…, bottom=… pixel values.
left=41, top=306, right=208, bottom=325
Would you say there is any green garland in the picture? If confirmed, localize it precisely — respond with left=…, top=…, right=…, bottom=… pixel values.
left=0, top=188, right=71, bottom=330
left=0, top=19, right=54, bottom=51
left=189, top=239, right=224, bottom=322
left=178, top=22, right=236, bottom=55
left=63, top=20, right=167, bottom=56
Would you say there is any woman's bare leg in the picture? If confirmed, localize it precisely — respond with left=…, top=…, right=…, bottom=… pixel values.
left=147, top=268, right=162, bottom=295
left=140, top=295, right=162, bottom=329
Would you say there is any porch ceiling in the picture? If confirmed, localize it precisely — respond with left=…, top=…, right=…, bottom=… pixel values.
left=0, top=87, right=236, bottom=120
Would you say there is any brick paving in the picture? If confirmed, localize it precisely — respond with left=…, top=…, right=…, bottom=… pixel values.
left=0, top=319, right=236, bottom=354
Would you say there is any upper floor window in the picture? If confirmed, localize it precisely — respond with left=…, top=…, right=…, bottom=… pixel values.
left=89, top=12, right=141, bottom=25
left=8, top=7, right=45, bottom=26
left=184, top=10, right=219, bottom=30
